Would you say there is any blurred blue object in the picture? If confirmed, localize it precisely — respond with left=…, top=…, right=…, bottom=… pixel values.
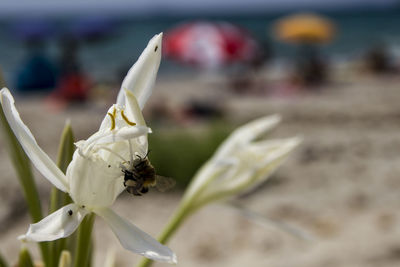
left=11, top=19, right=55, bottom=41
left=14, top=38, right=57, bottom=92
left=67, top=16, right=116, bottom=42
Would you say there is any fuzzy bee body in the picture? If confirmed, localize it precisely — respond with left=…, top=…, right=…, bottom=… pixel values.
left=123, top=156, right=174, bottom=196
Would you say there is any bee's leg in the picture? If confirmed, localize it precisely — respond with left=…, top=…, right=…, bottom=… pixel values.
left=127, top=187, right=141, bottom=196
left=140, top=187, right=149, bottom=194
left=120, top=163, right=127, bottom=172
left=133, top=188, right=142, bottom=196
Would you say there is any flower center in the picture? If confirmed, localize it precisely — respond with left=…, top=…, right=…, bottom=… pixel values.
left=107, top=107, right=136, bottom=131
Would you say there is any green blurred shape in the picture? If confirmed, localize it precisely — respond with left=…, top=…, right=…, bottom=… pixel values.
left=148, top=122, right=232, bottom=188
left=0, top=101, right=49, bottom=266
left=73, top=213, right=95, bottom=267
left=18, top=248, right=34, bottom=267
left=58, top=251, right=72, bottom=267
left=0, top=251, right=9, bottom=267
left=49, top=123, right=75, bottom=267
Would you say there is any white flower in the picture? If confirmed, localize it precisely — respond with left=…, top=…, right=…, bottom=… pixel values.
left=0, top=33, right=177, bottom=264
left=182, top=115, right=300, bottom=211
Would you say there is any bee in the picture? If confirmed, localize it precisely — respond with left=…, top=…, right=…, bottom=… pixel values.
left=122, top=155, right=175, bottom=196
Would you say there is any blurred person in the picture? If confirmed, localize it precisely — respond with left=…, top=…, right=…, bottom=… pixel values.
left=14, top=37, right=57, bottom=92
left=294, top=44, right=327, bottom=87
left=364, top=43, right=394, bottom=74
left=229, top=39, right=273, bottom=95
left=48, top=35, right=91, bottom=107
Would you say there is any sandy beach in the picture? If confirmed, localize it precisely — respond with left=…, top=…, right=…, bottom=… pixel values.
left=1, top=71, right=400, bottom=267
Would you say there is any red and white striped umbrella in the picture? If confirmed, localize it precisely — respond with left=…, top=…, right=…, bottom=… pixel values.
left=163, top=21, right=260, bottom=69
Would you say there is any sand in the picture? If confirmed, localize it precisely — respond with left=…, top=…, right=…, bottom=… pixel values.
left=1, top=72, right=400, bottom=267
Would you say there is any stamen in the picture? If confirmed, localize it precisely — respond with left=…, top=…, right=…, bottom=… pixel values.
left=121, top=110, right=136, bottom=126
left=96, top=146, right=127, bottom=162
left=107, top=112, right=116, bottom=130
left=128, top=139, right=134, bottom=167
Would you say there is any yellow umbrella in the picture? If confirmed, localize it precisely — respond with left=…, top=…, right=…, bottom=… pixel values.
left=273, top=13, right=336, bottom=44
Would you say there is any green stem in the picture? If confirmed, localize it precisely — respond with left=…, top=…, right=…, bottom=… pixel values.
left=73, top=213, right=95, bottom=267
left=136, top=202, right=193, bottom=267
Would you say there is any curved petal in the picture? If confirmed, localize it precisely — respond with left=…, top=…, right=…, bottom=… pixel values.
left=0, top=88, right=68, bottom=192
left=67, top=151, right=124, bottom=208
left=124, top=90, right=146, bottom=126
left=118, top=33, right=162, bottom=109
left=84, top=126, right=149, bottom=150
left=214, top=115, right=281, bottom=159
left=19, top=204, right=88, bottom=242
left=95, top=207, right=177, bottom=264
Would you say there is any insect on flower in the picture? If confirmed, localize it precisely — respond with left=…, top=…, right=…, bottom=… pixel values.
left=0, top=33, right=177, bottom=264
left=122, top=153, right=176, bottom=196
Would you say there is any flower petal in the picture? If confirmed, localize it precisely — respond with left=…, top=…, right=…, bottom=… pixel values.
left=118, top=33, right=162, bottom=109
left=19, top=204, right=88, bottom=242
left=95, top=207, right=177, bottom=264
left=84, top=126, right=149, bottom=149
left=0, top=88, right=69, bottom=192
left=214, top=115, right=281, bottom=159
left=124, top=90, right=146, bottom=126
left=67, top=151, right=124, bottom=208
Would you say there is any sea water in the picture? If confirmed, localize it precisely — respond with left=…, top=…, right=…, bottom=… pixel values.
left=0, top=9, right=399, bottom=88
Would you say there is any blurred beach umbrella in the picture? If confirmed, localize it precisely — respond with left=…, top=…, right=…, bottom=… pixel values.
left=164, top=21, right=260, bottom=69
left=273, top=13, right=335, bottom=44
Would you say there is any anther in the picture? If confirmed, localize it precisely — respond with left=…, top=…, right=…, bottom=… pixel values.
left=121, top=110, right=136, bottom=126
left=107, top=112, right=116, bottom=130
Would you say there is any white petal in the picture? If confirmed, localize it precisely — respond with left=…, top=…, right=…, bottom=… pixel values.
left=95, top=207, right=177, bottom=264
left=0, top=88, right=69, bottom=192
left=118, top=33, right=162, bottom=109
left=19, top=204, right=88, bottom=242
left=67, top=151, right=124, bottom=208
left=124, top=90, right=146, bottom=126
left=84, top=126, right=149, bottom=149
left=214, top=115, right=281, bottom=159
left=124, top=90, right=149, bottom=151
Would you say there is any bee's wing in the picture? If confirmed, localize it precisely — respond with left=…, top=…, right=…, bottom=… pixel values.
left=155, top=175, right=176, bottom=192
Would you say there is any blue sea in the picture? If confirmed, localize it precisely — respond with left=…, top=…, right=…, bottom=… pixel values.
left=0, top=9, right=399, bottom=87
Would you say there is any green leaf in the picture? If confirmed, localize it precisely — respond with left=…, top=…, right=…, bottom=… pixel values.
left=0, top=251, right=9, bottom=267
left=49, top=123, right=75, bottom=267
left=0, top=101, right=49, bottom=266
left=18, top=248, right=34, bottom=267
left=73, top=213, right=95, bottom=267
left=56, top=121, right=75, bottom=174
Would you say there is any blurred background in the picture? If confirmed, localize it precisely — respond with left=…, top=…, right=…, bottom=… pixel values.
left=1, top=0, right=400, bottom=266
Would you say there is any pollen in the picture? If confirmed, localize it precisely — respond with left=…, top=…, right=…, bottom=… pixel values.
left=121, top=110, right=136, bottom=126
